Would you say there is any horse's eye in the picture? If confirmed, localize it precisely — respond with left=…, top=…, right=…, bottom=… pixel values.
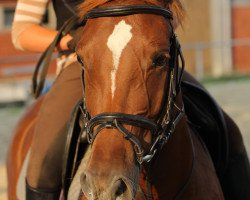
left=77, top=55, right=84, bottom=66
left=152, top=53, right=169, bottom=68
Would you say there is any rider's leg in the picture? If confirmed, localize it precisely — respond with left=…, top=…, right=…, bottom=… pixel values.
left=26, top=62, right=82, bottom=199
left=182, top=70, right=250, bottom=199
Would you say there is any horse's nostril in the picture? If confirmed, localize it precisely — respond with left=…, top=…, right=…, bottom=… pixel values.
left=80, top=173, right=90, bottom=196
left=114, top=179, right=127, bottom=197
left=80, top=173, right=87, bottom=185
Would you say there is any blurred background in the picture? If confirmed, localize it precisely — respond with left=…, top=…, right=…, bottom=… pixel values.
left=0, top=0, right=250, bottom=199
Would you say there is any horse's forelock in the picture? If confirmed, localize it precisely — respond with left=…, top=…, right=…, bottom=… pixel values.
left=77, top=0, right=112, bottom=18
left=77, top=0, right=185, bottom=25
left=168, top=0, right=185, bottom=28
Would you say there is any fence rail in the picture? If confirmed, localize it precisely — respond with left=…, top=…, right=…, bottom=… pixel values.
left=182, top=38, right=250, bottom=79
left=0, top=53, right=57, bottom=77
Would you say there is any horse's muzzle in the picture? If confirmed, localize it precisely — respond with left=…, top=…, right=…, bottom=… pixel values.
left=80, top=170, right=135, bottom=200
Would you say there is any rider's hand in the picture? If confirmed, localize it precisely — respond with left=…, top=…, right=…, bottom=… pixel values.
left=57, top=34, right=73, bottom=51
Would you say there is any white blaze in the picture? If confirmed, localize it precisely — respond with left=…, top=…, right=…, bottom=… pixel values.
left=107, top=20, right=132, bottom=98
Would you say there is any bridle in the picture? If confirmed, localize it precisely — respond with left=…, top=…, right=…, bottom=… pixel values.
left=76, top=5, right=186, bottom=164
left=32, top=4, right=185, bottom=165
left=32, top=3, right=189, bottom=199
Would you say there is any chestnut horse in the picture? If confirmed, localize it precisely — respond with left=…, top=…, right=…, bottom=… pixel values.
left=7, top=0, right=250, bottom=200
left=66, top=0, right=224, bottom=199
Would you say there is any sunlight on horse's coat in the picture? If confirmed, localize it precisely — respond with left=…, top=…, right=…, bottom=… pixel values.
left=68, top=147, right=91, bottom=200
left=16, top=149, right=30, bottom=200
left=107, top=20, right=132, bottom=99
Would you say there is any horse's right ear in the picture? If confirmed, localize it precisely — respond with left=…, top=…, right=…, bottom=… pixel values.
left=165, top=0, right=185, bottom=29
left=67, top=27, right=84, bottom=51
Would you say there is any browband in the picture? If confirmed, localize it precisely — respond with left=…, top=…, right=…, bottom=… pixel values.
left=82, top=5, right=173, bottom=23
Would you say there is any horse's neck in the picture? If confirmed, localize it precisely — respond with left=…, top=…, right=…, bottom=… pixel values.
left=139, top=117, right=194, bottom=199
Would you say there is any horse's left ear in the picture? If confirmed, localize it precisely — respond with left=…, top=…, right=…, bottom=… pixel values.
left=165, top=0, right=185, bottom=29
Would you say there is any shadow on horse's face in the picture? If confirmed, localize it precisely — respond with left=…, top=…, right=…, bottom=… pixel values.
left=76, top=11, right=172, bottom=200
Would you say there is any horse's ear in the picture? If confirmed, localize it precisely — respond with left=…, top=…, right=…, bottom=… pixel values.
left=165, top=0, right=185, bottom=29
left=67, top=27, right=84, bottom=51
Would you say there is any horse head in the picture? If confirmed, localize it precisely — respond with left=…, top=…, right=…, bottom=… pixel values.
left=74, top=0, right=185, bottom=199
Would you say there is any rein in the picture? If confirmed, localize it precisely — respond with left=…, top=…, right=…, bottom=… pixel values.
left=32, top=15, right=78, bottom=98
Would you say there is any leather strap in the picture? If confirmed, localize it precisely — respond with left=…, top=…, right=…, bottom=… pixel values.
left=26, top=181, right=60, bottom=200
left=32, top=15, right=79, bottom=98
left=82, top=5, right=173, bottom=21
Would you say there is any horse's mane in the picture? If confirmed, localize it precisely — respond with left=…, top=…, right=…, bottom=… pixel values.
left=78, top=0, right=185, bottom=26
